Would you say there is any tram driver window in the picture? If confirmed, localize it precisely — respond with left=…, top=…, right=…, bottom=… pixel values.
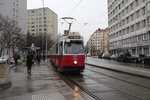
left=64, top=41, right=84, bottom=54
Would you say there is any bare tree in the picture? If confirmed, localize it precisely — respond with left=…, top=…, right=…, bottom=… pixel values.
left=32, top=33, right=54, bottom=53
left=0, top=14, right=24, bottom=56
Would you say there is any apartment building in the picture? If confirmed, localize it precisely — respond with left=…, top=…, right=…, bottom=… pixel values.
left=27, top=7, right=58, bottom=41
left=87, top=29, right=104, bottom=56
left=0, top=0, right=27, bottom=34
left=103, top=28, right=109, bottom=54
left=108, top=0, right=150, bottom=55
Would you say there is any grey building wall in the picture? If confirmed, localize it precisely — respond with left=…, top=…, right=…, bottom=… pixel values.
left=108, top=0, right=150, bottom=55
left=0, top=0, right=27, bottom=34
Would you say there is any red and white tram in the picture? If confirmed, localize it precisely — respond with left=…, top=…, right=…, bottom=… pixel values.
left=50, top=31, right=85, bottom=72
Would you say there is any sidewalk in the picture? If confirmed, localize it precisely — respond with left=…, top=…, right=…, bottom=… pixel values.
left=0, top=61, right=95, bottom=100
left=85, top=57, right=150, bottom=79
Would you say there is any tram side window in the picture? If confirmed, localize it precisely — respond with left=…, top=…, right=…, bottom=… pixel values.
left=59, top=42, right=63, bottom=55
left=56, top=43, right=58, bottom=54
left=52, top=46, right=55, bottom=54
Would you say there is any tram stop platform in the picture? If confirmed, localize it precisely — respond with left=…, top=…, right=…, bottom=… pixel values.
left=0, top=61, right=95, bottom=100
left=85, top=57, right=150, bottom=79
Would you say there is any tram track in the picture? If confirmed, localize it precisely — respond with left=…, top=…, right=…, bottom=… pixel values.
left=60, top=71, right=142, bottom=100
left=84, top=64, right=150, bottom=100
left=49, top=63, right=150, bottom=100
left=85, top=64, right=150, bottom=90
left=60, top=73, right=102, bottom=100
left=49, top=63, right=101, bottom=100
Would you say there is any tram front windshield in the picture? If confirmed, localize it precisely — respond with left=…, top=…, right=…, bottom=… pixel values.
left=64, top=41, right=84, bottom=54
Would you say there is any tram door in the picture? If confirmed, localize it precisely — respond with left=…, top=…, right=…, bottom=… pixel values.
left=58, top=42, right=63, bottom=67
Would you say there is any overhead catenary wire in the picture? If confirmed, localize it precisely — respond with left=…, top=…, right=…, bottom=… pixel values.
left=85, top=11, right=107, bottom=26
left=78, top=11, right=107, bottom=31
left=68, top=0, right=82, bottom=16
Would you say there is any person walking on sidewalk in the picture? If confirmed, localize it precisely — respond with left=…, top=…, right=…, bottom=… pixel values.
left=26, top=51, right=34, bottom=76
left=36, top=53, right=41, bottom=66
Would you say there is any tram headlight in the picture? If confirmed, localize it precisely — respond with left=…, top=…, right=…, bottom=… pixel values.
left=74, top=60, right=77, bottom=64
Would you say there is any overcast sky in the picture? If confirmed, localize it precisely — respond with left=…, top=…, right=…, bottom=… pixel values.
left=27, top=0, right=108, bottom=43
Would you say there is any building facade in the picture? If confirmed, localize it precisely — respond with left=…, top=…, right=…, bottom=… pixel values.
left=103, top=28, right=109, bottom=54
left=87, top=29, right=104, bottom=56
left=0, top=0, right=27, bottom=34
left=27, top=7, right=58, bottom=41
left=108, top=0, right=150, bottom=55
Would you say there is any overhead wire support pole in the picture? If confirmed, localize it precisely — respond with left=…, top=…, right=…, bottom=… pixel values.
left=42, top=0, right=48, bottom=64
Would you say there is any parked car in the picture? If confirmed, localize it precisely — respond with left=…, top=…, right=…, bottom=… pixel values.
left=9, top=57, right=15, bottom=64
left=141, top=54, right=150, bottom=64
left=111, top=53, right=119, bottom=60
left=0, top=55, right=10, bottom=64
left=102, top=53, right=111, bottom=59
left=128, top=55, right=138, bottom=63
left=98, top=53, right=103, bottom=58
left=116, top=53, right=131, bottom=62
left=128, top=54, right=146, bottom=63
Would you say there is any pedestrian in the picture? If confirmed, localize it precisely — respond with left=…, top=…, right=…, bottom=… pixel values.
left=26, top=51, right=34, bottom=76
left=13, top=53, right=18, bottom=65
left=43, top=54, right=45, bottom=61
left=36, top=53, right=41, bottom=66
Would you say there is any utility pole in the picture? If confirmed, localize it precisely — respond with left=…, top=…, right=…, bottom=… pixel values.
left=42, top=0, right=48, bottom=64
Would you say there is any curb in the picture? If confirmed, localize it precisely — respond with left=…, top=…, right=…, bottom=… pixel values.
left=0, top=64, right=15, bottom=92
left=85, top=63, right=150, bottom=79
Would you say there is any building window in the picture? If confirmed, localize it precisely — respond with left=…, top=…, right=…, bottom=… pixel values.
left=137, top=34, right=143, bottom=41
left=147, top=2, right=150, bottom=12
left=141, top=7, right=145, bottom=15
left=142, top=20, right=146, bottom=28
left=44, top=29, right=47, bottom=31
left=31, top=26, right=35, bottom=28
left=134, top=36, right=137, bottom=42
left=144, top=47, right=149, bottom=54
left=147, top=17, right=150, bottom=26
left=39, top=17, right=42, bottom=20
left=136, top=10, right=140, bottom=18
left=135, top=0, right=139, bottom=7
left=39, top=21, right=42, bottom=24
left=130, top=2, right=133, bottom=11
left=130, top=14, right=134, bottom=21
left=143, top=33, right=149, bottom=40
left=39, top=25, right=42, bottom=27
left=126, top=27, right=129, bottom=33
left=130, top=25, right=134, bottom=32
left=136, top=22, right=140, bottom=30
left=126, top=17, right=129, bottom=23
left=126, top=6, right=129, bottom=14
